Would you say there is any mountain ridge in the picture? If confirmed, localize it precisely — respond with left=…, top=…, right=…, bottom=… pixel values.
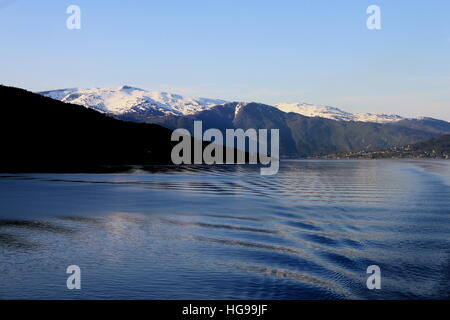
left=34, top=86, right=450, bottom=158
left=38, top=86, right=444, bottom=124
left=39, top=86, right=227, bottom=117
left=149, top=102, right=450, bottom=158
left=0, top=85, right=177, bottom=172
left=275, top=102, right=405, bottom=123
left=319, top=134, right=450, bottom=159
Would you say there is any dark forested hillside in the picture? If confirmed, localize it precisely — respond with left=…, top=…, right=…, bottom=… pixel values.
left=321, top=134, right=450, bottom=159
left=0, top=85, right=175, bottom=172
left=150, top=102, right=450, bottom=158
left=2, top=85, right=448, bottom=170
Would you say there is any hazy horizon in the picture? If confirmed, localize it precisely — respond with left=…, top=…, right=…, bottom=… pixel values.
left=24, top=84, right=446, bottom=121
left=1, top=0, right=449, bottom=120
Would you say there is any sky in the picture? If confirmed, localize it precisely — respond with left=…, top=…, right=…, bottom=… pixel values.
left=1, top=0, right=449, bottom=120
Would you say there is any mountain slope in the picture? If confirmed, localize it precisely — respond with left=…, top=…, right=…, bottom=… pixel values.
left=39, top=86, right=226, bottom=117
left=41, top=86, right=415, bottom=124
left=150, top=102, right=450, bottom=158
left=36, top=86, right=450, bottom=158
left=0, top=85, right=176, bottom=172
left=321, top=134, right=450, bottom=159
left=275, top=103, right=404, bottom=123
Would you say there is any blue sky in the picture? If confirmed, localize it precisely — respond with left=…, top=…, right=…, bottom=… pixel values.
left=1, top=0, right=449, bottom=120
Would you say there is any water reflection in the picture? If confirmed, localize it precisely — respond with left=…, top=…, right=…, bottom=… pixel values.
left=0, top=160, right=449, bottom=299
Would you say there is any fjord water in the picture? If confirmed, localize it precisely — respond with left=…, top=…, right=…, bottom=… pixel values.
left=0, top=160, right=449, bottom=299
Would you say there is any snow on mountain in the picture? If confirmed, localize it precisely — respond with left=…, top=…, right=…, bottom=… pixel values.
left=275, top=102, right=405, bottom=123
left=38, top=86, right=227, bottom=116
left=234, top=102, right=251, bottom=117
left=351, top=112, right=404, bottom=123
left=39, top=86, right=407, bottom=123
left=40, top=88, right=78, bottom=101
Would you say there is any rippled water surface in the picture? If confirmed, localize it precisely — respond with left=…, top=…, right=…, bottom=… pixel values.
left=0, top=160, right=449, bottom=299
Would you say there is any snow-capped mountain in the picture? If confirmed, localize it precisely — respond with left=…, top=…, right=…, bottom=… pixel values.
left=275, top=103, right=405, bottom=123
left=39, top=86, right=407, bottom=123
left=39, top=86, right=227, bottom=116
